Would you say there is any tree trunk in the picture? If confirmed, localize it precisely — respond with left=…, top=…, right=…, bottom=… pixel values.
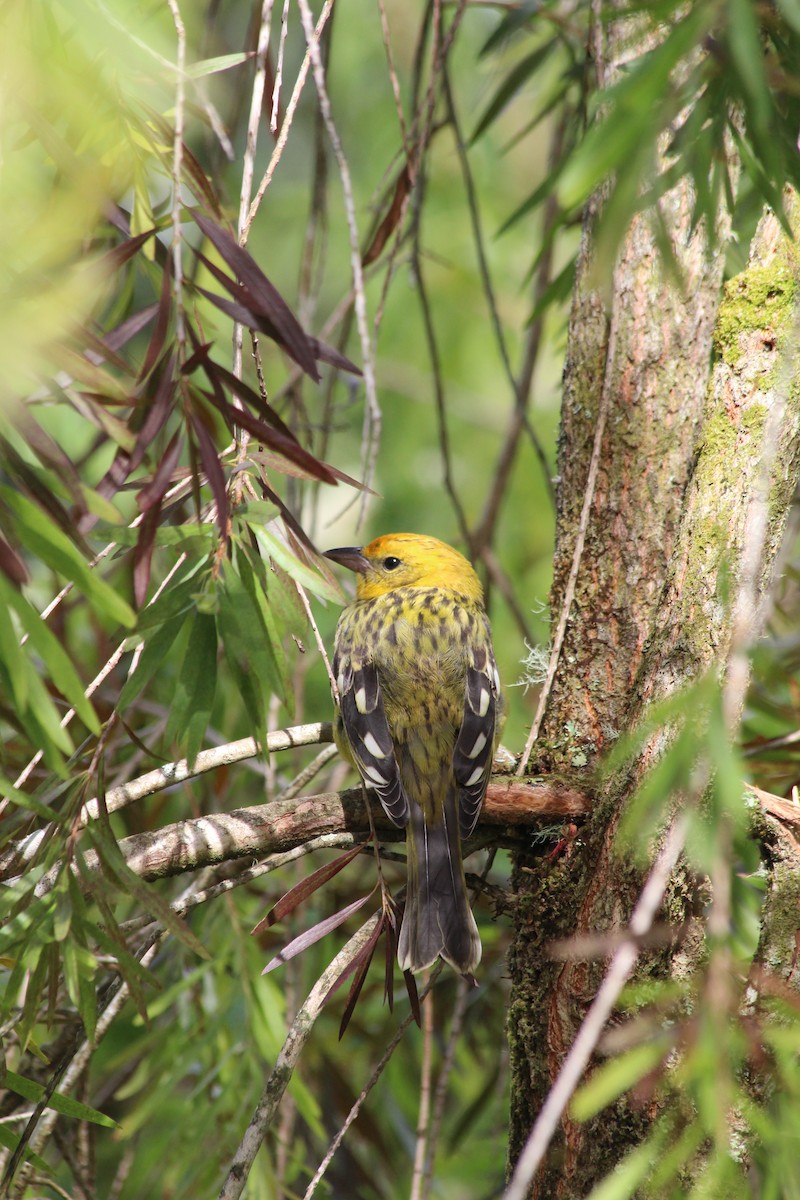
left=506, top=74, right=800, bottom=1198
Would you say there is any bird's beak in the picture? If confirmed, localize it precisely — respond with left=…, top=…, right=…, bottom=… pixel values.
left=324, top=546, right=371, bottom=575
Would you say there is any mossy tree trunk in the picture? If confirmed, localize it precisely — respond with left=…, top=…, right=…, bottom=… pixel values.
left=506, top=135, right=800, bottom=1200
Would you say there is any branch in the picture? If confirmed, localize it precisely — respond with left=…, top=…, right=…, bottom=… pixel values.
left=0, top=723, right=333, bottom=880
left=27, top=776, right=590, bottom=898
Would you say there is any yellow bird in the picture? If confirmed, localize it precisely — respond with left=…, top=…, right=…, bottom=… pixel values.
left=325, top=533, right=502, bottom=976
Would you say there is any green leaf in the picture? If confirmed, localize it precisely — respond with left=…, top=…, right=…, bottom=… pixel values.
left=0, top=573, right=100, bottom=734
left=0, top=773, right=58, bottom=820
left=92, top=523, right=217, bottom=549
left=118, top=611, right=189, bottom=710
left=134, top=557, right=211, bottom=631
left=186, top=51, right=252, bottom=78
left=0, top=487, right=135, bottom=628
left=62, top=934, right=98, bottom=1041
left=471, top=40, right=558, bottom=142
left=218, top=560, right=286, bottom=730
left=571, top=1038, right=668, bottom=1121
left=584, top=1137, right=662, bottom=1200
left=727, top=0, right=772, bottom=135
left=238, top=553, right=291, bottom=715
left=86, top=813, right=211, bottom=961
left=164, top=612, right=218, bottom=764
left=254, top=526, right=340, bottom=603
left=3, top=1069, right=117, bottom=1128
left=0, top=652, right=73, bottom=774
left=0, top=1121, right=50, bottom=1170
left=776, top=0, right=800, bottom=33
left=557, top=9, right=713, bottom=212
left=0, top=586, right=28, bottom=710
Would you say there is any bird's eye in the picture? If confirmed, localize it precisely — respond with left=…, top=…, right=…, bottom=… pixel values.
left=383, top=556, right=401, bottom=570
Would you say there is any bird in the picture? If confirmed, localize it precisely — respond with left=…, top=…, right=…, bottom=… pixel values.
left=324, top=533, right=502, bottom=976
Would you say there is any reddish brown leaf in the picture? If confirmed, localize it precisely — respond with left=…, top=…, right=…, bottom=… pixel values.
left=362, top=164, right=412, bottom=267
left=140, top=251, right=172, bottom=382
left=193, top=212, right=320, bottom=382
left=189, top=409, right=228, bottom=539
left=251, top=843, right=365, bottom=935
left=96, top=355, right=177, bottom=502
left=77, top=325, right=136, bottom=375
left=207, top=390, right=338, bottom=486
left=323, top=913, right=384, bottom=1006
left=307, top=336, right=362, bottom=377
left=339, top=928, right=381, bottom=1039
left=261, top=891, right=375, bottom=975
left=180, top=145, right=223, bottom=217
left=137, top=428, right=183, bottom=513
left=404, top=968, right=421, bottom=1027
left=101, top=228, right=158, bottom=271
left=0, top=534, right=28, bottom=587
left=0, top=437, right=91, bottom=553
left=102, top=305, right=159, bottom=354
left=13, top=414, right=87, bottom=518
left=132, top=500, right=161, bottom=608
left=384, top=907, right=397, bottom=1012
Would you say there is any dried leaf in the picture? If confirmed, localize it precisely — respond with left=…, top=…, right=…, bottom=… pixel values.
left=404, top=968, right=421, bottom=1027
left=0, top=534, right=28, bottom=586
left=252, top=844, right=365, bottom=935
left=189, top=409, right=228, bottom=539
left=261, top=891, right=375, bottom=975
left=362, top=164, right=411, bottom=267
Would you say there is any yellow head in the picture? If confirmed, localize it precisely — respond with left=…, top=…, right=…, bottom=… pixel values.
left=325, top=533, right=484, bottom=603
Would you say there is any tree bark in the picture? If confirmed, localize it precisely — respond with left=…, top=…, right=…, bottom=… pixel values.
left=507, top=64, right=800, bottom=1200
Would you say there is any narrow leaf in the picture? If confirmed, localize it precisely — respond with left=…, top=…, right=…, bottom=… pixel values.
left=164, top=612, right=217, bottom=764
left=0, top=488, right=135, bottom=628
left=0, top=574, right=100, bottom=734
left=193, top=212, right=320, bottom=381
left=262, top=891, right=375, bottom=974
left=252, top=844, right=365, bottom=934
left=3, top=1070, right=116, bottom=1128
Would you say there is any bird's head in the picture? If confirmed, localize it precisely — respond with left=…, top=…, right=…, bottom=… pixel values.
left=324, top=533, right=484, bottom=603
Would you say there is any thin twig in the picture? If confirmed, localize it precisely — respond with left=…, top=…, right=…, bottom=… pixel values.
left=271, top=0, right=291, bottom=133
left=166, top=0, right=187, bottom=359
left=275, top=743, right=339, bottom=803
left=295, top=0, right=381, bottom=519
left=243, top=1, right=335, bottom=240
left=217, top=912, right=382, bottom=1200
left=410, top=978, right=434, bottom=1200
left=294, top=580, right=339, bottom=697
left=301, top=965, right=444, bottom=1199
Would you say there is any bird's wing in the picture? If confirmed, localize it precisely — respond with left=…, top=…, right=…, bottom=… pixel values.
left=453, top=646, right=499, bottom=839
left=335, top=654, right=410, bottom=827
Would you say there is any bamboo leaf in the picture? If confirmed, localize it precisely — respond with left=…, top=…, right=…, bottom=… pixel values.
left=0, top=573, right=100, bottom=734
left=164, top=611, right=218, bottom=764
left=252, top=844, right=365, bottom=934
left=0, top=487, right=135, bottom=628
left=262, top=891, right=376, bottom=974
left=3, top=1070, right=117, bottom=1128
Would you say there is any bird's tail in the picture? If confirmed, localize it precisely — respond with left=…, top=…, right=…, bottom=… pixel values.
left=397, top=788, right=481, bottom=976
